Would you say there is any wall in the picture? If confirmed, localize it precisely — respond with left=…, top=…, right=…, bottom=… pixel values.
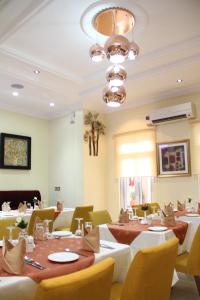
left=0, top=109, right=49, bottom=203
left=105, top=92, right=200, bottom=220
left=48, top=111, right=84, bottom=208
left=83, top=114, right=107, bottom=210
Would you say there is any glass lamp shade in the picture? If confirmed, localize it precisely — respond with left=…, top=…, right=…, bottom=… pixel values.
left=89, top=43, right=105, bottom=62
left=103, top=85, right=126, bottom=107
left=128, top=41, right=139, bottom=60
left=104, top=35, right=129, bottom=63
left=106, top=64, right=127, bottom=86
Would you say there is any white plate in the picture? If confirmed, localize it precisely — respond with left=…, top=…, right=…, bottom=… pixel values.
left=185, top=213, right=200, bottom=217
left=148, top=226, right=168, bottom=232
left=48, top=252, right=79, bottom=263
left=52, top=231, right=72, bottom=237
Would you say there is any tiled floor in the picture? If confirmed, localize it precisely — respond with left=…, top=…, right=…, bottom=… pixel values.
left=171, top=274, right=199, bottom=300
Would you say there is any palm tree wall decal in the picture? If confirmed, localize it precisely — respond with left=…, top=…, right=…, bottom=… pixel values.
left=84, top=112, right=106, bottom=156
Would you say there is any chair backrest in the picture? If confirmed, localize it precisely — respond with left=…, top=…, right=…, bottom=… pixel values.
left=89, top=210, right=112, bottom=227
left=120, top=237, right=178, bottom=300
left=27, top=208, right=55, bottom=235
left=149, top=202, right=160, bottom=213
left=35, top=257, right=115, bottom=300
left=187, top=224, right=200, bottom=275
left=70, top=205, right=93, bottom=233
left=0, top=217, right=21, bottom=239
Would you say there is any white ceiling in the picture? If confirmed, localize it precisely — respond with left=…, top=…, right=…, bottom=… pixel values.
left=0, top=0, right=200, bottom=119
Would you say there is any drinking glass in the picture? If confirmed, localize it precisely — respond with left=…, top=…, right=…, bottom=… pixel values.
left=75, top=218, right=83, bottom=236
left=133, top=207, right=138, bottom=217
left=6, top=225, right=15, bottom=242
left=128, top=208, right=134, bottom=220
left=44, top=219, right=52, bottom=239
left=84, top=221, right=93, bottom=233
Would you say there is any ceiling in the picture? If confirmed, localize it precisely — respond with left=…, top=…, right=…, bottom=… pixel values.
left=0, top=0, right=200, bottom=119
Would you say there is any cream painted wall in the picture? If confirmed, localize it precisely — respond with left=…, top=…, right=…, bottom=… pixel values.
left=83, top=114, right=107, bottom=210
left=48, top=111, right=84, bottom=208
left=0, top=109, right=49, bottom=202
left=105, top=92, right=200, bottom=219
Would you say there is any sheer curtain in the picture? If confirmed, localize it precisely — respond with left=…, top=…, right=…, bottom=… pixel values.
left=115, top=129, right=156, bottom=208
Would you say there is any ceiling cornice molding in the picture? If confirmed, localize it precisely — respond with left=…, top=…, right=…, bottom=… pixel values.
left=0, top=0, right=54, bottom=43
left=0, top=46, right=83, bottom=84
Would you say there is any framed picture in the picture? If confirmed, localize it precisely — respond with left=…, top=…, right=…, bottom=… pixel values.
left=156, top=139, right=191, bottom=177
left=0, top=133, right=31, bottom=169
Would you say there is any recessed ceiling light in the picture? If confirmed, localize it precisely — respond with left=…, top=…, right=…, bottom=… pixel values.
left=11, top=83, right=24, bottom=89
left=177, top=79, right=183, bottom=83
left=12, top=91, right=19, bottom=96
left=34, top=69, right=40, bottom=74
left=49, top=102, right=55, bottom=107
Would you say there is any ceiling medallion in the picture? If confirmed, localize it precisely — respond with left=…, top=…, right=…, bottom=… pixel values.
left=88, top=6, right=139, bottom=107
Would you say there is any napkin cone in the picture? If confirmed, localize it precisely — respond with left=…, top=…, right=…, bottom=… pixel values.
left=164, top=203, right=174, bottom=216
left=2, top=238, right=25, bottom=275
left=33, top=217, right=46, bottom=241
left=198, top=203, right=200, bottom=214
left=56, top=201, right=63, bottom=212
left=161, top=209, right=176, bottom=227
left=82, top=227, right=100, bottom=253
left=177, top=200, right=185, bottom=211
left=38, top=200, right=44, bottom=209
left=18, top=202, right=27, bottom=213
left=119, top=208, right=129, bottom=223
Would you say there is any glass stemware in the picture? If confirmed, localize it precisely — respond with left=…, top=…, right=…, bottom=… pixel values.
left=6, top=225, right=15, bottom=242
left=84, top=221, right=93, bottom=234
left=44, top=219, right=52, bottom=239
left=75, top=218, right=83, bottom=236
left=133, top=207, right=138, bottom=217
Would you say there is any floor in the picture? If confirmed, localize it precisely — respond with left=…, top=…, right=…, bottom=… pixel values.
left=171, top=273, right=199, bottom=300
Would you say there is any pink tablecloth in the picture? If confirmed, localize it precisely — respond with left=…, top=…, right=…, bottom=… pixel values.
left=108, top=220, right=188, bottom=245
left=0, top=238, right=94, bottom=282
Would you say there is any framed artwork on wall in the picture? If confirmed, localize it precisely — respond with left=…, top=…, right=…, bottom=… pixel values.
left=156, top=139, right=191, bottom=177
left=0, top=133, right=31, bottom=169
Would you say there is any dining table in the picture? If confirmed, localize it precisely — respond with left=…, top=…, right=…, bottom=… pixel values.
left=0, top=236, right=132, bottom=300
left=0, top=207, right=74, bottom=231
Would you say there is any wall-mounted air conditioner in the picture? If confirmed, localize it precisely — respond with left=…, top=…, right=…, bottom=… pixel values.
left=145, top=102, right=195, bottom=126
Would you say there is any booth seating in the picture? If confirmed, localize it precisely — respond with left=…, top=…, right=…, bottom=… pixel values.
left=0, top=190, right=41, bottom=210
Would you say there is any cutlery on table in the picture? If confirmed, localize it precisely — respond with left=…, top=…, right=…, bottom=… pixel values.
left=24, top=256, right=45, bottom=269
left=100, top=243, right=115, bottom=250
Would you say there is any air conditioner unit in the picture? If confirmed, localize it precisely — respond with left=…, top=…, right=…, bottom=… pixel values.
left=146, top=102, right=195, bottom=126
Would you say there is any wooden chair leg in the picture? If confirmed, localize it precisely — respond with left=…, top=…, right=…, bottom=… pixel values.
left=194, top=276, right=200, bottom=296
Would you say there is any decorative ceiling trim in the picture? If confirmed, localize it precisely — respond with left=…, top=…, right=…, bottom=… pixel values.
left=0, top=46, right=83, bottom=84
left=0, top=0, right=54, bottom=43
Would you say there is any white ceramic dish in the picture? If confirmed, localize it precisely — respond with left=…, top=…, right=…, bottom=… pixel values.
left=185, top=213, right=200, bottom=217
left=148, top=226, right=168, bottom=232
left=52, top=231, right=72, bottom=237
left=48, top=252, right=79, bottom=263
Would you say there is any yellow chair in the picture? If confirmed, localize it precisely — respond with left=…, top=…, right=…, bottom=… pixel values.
left=35, top=257, right=115, bottom=300
left=149, top=202, right=160, bottom=213
left=133, top=202, right=160, bottom=217
left=175, top=224, right=200, bottom=295
left=70, top=205, right=94, bottom=234
left=110, top=237, right=179, bottom=300
left=27, top=208, right=55, bottom=235
left=0, top=218, right=20, bottom=239
left=89, top=210, right=112, bottom=227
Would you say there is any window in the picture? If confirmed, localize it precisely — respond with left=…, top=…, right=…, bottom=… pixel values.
left=120, top=176, right=153, bottom=209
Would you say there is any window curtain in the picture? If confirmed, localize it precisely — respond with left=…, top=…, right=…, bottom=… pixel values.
left=115, top=129, right=156, bottom=177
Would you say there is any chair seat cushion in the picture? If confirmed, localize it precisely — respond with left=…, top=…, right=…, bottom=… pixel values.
left=110, top=282, right=123, bottom=300
left=175, top=252, right=189, bottom=273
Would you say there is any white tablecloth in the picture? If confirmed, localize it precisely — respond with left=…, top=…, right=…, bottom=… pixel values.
left=0, top=240, right=131, bottom=300
left=99, top=224, right=180, bottom=286
left=0, top=208, right=74, bottom=231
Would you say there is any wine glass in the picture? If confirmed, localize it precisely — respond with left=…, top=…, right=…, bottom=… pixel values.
left=133, top=207, right=138, bottom=217
left=84, top=221, right=92, bottom=233
left=6, top=225, right=15, bottom=242
left=44, top=219, right=52, bottom=239
left=75, top=218, right=83, bottom=236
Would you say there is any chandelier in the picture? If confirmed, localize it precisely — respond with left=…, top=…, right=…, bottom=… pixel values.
left=89, top=7, right=139, bottom=107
